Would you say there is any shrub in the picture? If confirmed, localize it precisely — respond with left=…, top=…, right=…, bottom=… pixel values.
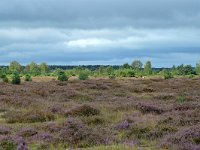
left=59, top=118, right=111, bottom=147
left=4, top=110, right=55, bottom=123
left=11, top=72, right=21, bottom=84
left=0, top=135, right=28, bottom=150
left=65, top=105, right=100, bottom=117
left=163, top=70, right=173, bottom=79
left=0, top=126, right=11, bottom=135
left=79, top=72, right=89, bottom=80
left=58, top=72, right=68, bottom=81
left=109, top=74, right=116, bottom=79
left=17, top=127, right=38, bottom=137
left=135, top=102, right=165, bottom=114
left=24, top=74, right=32, bottom=81
left=159, top=125, right=200, bottom=150
left=2, top=76, right=9, bottom=83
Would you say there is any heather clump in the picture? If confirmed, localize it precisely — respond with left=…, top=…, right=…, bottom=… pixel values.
left=4, top=110, right=55, bottom=123
left=65, top=105, right=100, bottom=117
left=0, top=126, right=11, bottom=135
left=159, top=125, right=200, bottom=150
left=17, top=127, right=38, bottom=137
left=0, top=135, right=28, bottom=150
left=32, top=132, right=53, bottom=143
left=135, top=102, right=166, bottom=114
left=59, top=117, right=112, bottom=147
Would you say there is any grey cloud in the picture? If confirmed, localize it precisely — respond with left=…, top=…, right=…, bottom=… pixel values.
left=0, top=0, right=200, bottom=28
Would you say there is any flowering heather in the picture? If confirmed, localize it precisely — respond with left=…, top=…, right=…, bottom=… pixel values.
left=0, top=135, right=27, bottom=150
left=32, top=132, right=53, bottom=142
left=159, top=125, right=200, bottom=150
left=0, top=126, right=11, bottom=135
left=17, top=127, right=38, bottom=137
left=135, top=102, right=166, bottom=114
left=65, top=104, right=100, bottom=117
left=0, top=77, right=199, bottom=148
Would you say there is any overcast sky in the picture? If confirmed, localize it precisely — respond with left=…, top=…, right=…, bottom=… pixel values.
left=0, top=0, right=200, bottom=67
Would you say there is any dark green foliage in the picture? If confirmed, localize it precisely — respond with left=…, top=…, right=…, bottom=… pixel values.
left=11, top=72, right=21, bottom=84
left=122, top=63, right=131, bottom=69
left=3, top=76, right=9, bottom=83
left=58, top=71, right=68, bottom=81
left=163, top=70, right=173, bottom=79
left=109, top=74, right=116, bottom=79
left=115, top=69, right=135, bottom=77
left=79, top=71, right=89, bottom=80
left=132, top=60, right=143, bottom=70
left=176, top=64, right=194, bottom=75
left=144, top=61, right=152, bottom=75
left=0, top=74, right=9, bottom=83
left=39, top=62, right=49, bottom=75
left=25, top=74, right=32, bottom=81
left=9, top=61, right=22, bottom=74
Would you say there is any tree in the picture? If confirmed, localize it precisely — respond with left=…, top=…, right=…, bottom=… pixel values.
left=144, top=61, right=152, bottom=75
left=11, top=72, right=21, bottom=84
left=132, top=60, right=143, bottom=70
left=176, top=64, right=194, bottom=75
left=39, top=62, right=49, bottom=75
left=196, top=61, right=200, bottom=75
left=9, top=61, right=22, bottom=73
left=58, top=71, right=68, bottom=81
left=122, top=63, right=131, bottom=69
left=29, top=62, right=40, bottom=76
left=106, top=66, right=114, bottom=75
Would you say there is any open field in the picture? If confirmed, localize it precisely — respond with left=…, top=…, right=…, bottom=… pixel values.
left=0, top=77, right=200, bottom=150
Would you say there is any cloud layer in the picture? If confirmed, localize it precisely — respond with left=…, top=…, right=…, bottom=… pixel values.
left=0, top=0, right=200, bottom=67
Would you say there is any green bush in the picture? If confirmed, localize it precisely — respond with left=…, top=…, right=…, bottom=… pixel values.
left=11, top=72, right=21, bottom=84
left=0, top=141, right=17, bottom=150
left=58, top=72, right=68, bottom=81
left=109, top=74, right=116, bottom=79
left=1, top=74, right=9, bottom=83
left=79, top=72, right=89, bottom=80
left=25, top=74, right=32, bottom=81
left=3, top=77, right=9, bottom=83
left=163, top=70, right=173, bottom=80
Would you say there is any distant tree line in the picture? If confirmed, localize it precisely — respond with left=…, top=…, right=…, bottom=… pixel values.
left=0, top=60, right=200, bottom=84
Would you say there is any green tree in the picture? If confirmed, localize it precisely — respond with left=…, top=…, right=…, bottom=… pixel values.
left=144, top=61, right=152, bottom=75
left=11, top=72, right=21, bottom=84
left=98, top=66, right=105, bottom=75
left=196, top=60, right=200, bottom=75
left=29, top=62, right=40, bottom=76
left=9, top=61, right=22, bottom=73
left=106, top=66, right=114, bottom=75
left=39, top=62, right=49, bottom=75
left=58, top=71, right=68, bottom=81
left=79, top=71, right=89, bottom=80
left=132, top=60, right=143, bottom=70
left=122, top=63, right=131, bottom=69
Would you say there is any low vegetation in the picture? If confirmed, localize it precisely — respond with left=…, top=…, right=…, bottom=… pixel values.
left=0, top=60, right=199, bottom=149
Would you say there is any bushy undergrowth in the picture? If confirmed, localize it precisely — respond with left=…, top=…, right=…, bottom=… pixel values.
left=58, top=73, right=68, bottom=81
left=4, top=110, right=55, bottom=123
left=59, top=117, right=112, bottom=147
left=159, top=125, right=200, bottom=150
left=0, top=77, right=199, bottom=149
left=65, top=105, right=100, bottom=117
left=0, top=135, right=28, bottom=150
left=79, top=72, right=89, bottom=80
left=25, top=74, right=32, bottom=81
left=11, top=72, right=21, bottom=84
